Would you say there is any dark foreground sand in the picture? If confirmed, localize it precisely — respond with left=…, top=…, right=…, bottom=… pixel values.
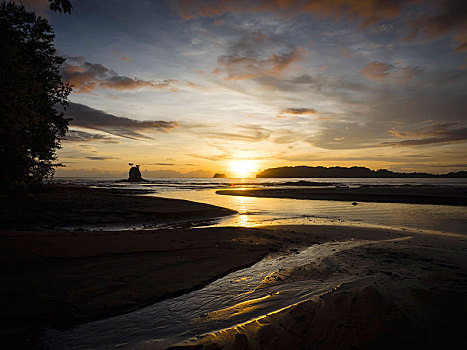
left=0, top=185, right=235, bottom=230
left=170, top=226, right=467, bottom=350
left=1, top=186, right=466, bottom=349
left=217, top=185, right=467, bottom=206
left=1, top=224, right=466, bottom=349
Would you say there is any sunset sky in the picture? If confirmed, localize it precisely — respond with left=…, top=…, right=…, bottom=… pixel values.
left=23, top=0, right=467, bottom=177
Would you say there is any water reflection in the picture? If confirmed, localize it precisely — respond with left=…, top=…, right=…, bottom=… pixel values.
left=44, top=239, right=374, bottom=349
left=157, top=189, right=467, bottom=235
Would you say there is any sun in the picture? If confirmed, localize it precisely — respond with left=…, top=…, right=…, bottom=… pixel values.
left=230, top=160, right=257, bottom=178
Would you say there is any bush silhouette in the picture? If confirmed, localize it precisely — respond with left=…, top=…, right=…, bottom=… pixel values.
left=0, top=2, right=72, bottom=191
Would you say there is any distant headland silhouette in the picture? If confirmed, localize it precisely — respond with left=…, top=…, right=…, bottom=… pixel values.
left=213, top=173, right=227, bottom=178
left=256, top=166, right=467, bottom=178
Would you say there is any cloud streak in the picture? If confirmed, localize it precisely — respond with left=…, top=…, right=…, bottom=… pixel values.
left=383, top=123, right=467, bottom=146
left=361, top=62, right=422, bottom=82
left=85, top=156, right=121, bottom=160
left=406, top=0, right=467, bottom=51
left=63, top=102, right=178, bottom=140
left=281, top=107, right=317, bottom=115
left=177, top=0, right=414, bottom=26
left=64, top=130, right=118, bottom=143
left=61, top=57, right=177, bottom=94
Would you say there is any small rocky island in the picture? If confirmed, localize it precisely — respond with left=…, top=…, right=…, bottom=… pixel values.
left=128, top=164, right=143, bottom=182
left=117, top=163, right=145, bottom=182
left=213, top=173, right=227, bottom=178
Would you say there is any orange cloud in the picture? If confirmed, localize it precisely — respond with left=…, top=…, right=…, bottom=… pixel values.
left=61, top=58, right=178, bottom=93
left=405, top=0, right=467, bottom=51
left=215, top=47, right=303, bottom=80
left=361, top=62, right=421, bottom=82
left=277, top=107, right=317, bottom=118
left=213, top=31, right=306, bottom=80
left=177, top=0, right=415, bottom=26
left=281, top=107, right=317, bottom=115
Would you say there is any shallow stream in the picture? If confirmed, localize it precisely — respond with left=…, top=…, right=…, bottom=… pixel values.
left=42, top=237, right=398, bottom=349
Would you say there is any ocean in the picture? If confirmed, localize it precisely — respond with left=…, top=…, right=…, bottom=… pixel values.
left=51, top=177, right=467, bottom=235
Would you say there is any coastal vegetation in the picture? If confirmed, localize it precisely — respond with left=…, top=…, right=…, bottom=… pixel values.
left=0, top=1, right=71, bottom=191
left=256, top=166, right=467, bottom=178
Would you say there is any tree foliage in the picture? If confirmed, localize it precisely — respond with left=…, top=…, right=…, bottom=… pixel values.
left=0, top=1, right=71, bottom=191
left=49, top=0, right=72, bottom=14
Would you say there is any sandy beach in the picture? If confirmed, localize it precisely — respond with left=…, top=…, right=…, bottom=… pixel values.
left=1, top=185, right=466, bottom=349
left=217, top=185, right=467, bottom=206
left=170, top=225, right=467, bottom=350
left=0, top=185, right=235, bottom=230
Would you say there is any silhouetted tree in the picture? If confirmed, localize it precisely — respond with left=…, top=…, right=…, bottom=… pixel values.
left=0, top=1, right=72, bottom=191
left=48, top=0, right=72, bottom=14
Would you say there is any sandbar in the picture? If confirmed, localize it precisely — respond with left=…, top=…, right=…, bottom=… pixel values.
left=217, top=185, right=467, bottom=205
left=0, top=185, right=235, bottom=230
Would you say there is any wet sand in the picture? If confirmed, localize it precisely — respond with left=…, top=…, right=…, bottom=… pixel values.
left=170, top=225, right=467, bottom=350
left=0, top=185, right=235, bottom=230
left=1, top=186, right=466, bottom=349
left=0, top=225, right=319, bottom=347
left=1, top=224, right=466, bottom=349
left=217, top=185, right=467, bottom=206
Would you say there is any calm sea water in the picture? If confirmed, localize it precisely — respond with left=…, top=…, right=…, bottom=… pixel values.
left=52, top=177, right=467, bottom=235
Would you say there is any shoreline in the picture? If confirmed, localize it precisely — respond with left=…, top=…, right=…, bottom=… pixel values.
left=0, top=185, right=236, bottom=231
left=217, top=185, right=467, bottom=206
left=1, top=184, right=466, bottom=349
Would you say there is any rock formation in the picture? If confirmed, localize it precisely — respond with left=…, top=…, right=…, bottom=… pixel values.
left=213, top=173, right=227, bottom=178
left=128, top=164, right=143, bottom=182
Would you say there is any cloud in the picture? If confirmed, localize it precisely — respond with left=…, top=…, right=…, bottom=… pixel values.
left=212, top=31, right=304, bottom=80
left=280, top=107, right=317, bottom=115
left=64, top=130, right=118, bottom=143
left=201, top=125, right=271, bottom=142
left=62, top=102, right=179, bottom=140
left=361, top=62, right=422, bottom=82
left=176, top=0, right=414, bottom=26
left=61, top=57, right=177, bottom=94
left=382, top=123, right=467, bottom=146
left=85, top=156, right=121, bottom=160
left=406, top=0, right=467, bottom=51
left=144, top=163, right=175, bottom=166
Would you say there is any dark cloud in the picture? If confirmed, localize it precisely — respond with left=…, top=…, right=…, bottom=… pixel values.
left=63, top=102, right=178, bottom=140
left=213, top=31, right=304, bottom=80
left=406, top=0, right=467, bottom=51
left=176, top=0, right=414, bottom=26
left=382, top=123, right=467, bottom=146
left=428, top=163, right=467, bottom=168
left=64, top=130, right=118, bottom=143
left=61, top=58, right=177, bottom=94
left=85, top=156, right=121, bottom=160
left=361, top=62, right=422, bottom=82
left=145, top=163, right=175, bottom=166
left=280, top=107, right=317, bottom=115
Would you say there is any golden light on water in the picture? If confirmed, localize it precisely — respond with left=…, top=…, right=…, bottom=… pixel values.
left=230, top=160, right=257, bottom=178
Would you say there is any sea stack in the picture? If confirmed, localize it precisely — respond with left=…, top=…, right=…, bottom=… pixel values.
left=213, top=173, right=227, bottom=178
left=128, top=163, right=143, bottom=182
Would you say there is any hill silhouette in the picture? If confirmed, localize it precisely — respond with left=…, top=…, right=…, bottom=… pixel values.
left=256, top=166, right=467, bottom=178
